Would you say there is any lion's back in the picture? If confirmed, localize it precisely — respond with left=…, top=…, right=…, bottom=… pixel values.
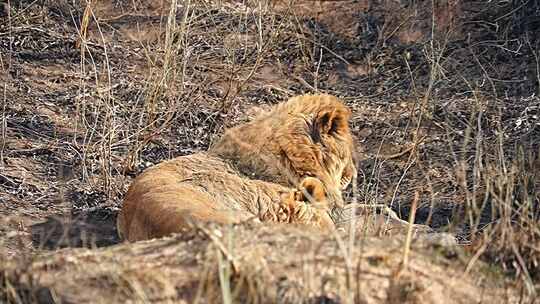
left=117, top=153, right=286, bottom=241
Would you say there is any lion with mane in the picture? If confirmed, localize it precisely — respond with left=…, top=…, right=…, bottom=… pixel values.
left=118, top=94, right=357, bottom=241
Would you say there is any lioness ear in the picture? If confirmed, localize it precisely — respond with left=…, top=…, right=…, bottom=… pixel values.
left=298, top=177, right=326, bottom=203
left=316, top=109, right=349, bottom=136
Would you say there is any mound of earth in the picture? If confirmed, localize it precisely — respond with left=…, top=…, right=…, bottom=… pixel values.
left=1, top=223, right=515, bottom=304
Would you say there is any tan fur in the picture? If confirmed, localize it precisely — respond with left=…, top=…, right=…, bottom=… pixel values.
left=265, top=177, right=335, bottom=231
left=118, top=94, right=355, bottom=241
left=210, top=94, right=357, bottom=206
left=118, top=154, right=334, bottom=241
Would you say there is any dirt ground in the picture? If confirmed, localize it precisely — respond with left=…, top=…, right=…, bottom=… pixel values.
left=0, top=0, right=539, bottom=303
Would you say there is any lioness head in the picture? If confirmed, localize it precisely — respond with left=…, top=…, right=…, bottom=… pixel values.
left=210, top=94, right=357, bottom=209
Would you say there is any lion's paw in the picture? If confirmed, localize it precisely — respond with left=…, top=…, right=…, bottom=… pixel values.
left=267, top=177, right=335, bottom=230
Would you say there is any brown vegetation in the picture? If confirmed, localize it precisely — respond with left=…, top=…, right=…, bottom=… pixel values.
left=0, top=224, right=517, bottom=304
left=0, top=0, right=538, bottom=303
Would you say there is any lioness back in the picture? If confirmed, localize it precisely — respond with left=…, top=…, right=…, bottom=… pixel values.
left=118, top=153, right=291, bottom=241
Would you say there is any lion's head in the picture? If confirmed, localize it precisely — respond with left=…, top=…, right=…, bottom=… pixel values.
left=210, top=94, right=357, bottom=209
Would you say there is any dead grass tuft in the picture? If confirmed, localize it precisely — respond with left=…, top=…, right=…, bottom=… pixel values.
left=463, top=147, right=539, bottom=294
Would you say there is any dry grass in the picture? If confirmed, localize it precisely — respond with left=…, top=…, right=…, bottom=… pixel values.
left=460, top=141, right=539, bottom=295
left=0, top=0, right=539, bottom=303
left=0, top=223, right=519, bottom=303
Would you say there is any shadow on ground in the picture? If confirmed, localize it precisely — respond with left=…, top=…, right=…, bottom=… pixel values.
left=31, top=210, right=120, bottom=250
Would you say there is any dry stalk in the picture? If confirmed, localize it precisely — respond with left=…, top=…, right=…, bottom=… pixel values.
left=76, top=1, right=93, bottom=50
left=195, top=224, right=240, bottom=274
left=5, top=0, right=12, bottom=69
left=73, top=0, right=99, bottom=186
left=123, top=0, right=191, bottom=172
left=401, top=191, right=419, bottom=269
left=332, top=229, right=355, bottom=304
left=86, top=7, right=116, bottom=198
left=217, top=248, right=233, bottom=304
left=0, top=84, right=6, bottom=164
left=525, top=34, right=540, bottom=96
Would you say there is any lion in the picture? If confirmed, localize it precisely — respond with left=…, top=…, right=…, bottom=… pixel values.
left=118, top=94, right=356, bottom=241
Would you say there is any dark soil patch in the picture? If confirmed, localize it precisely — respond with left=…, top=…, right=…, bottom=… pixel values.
left=31, top=209, right=119, bottom=250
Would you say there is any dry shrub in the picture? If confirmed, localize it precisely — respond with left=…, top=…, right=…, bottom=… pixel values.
left=465, top=147, right=539, bottom=292
left=446, top=93, right=539, bottom=298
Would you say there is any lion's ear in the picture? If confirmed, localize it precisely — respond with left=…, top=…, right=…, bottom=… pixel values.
left=298, top=177, right=326, bottom=203
left=316, top=109, right=349, bottom=136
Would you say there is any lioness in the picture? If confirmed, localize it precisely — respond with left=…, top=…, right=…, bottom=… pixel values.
left=118, top=94, right=356, bottom=241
